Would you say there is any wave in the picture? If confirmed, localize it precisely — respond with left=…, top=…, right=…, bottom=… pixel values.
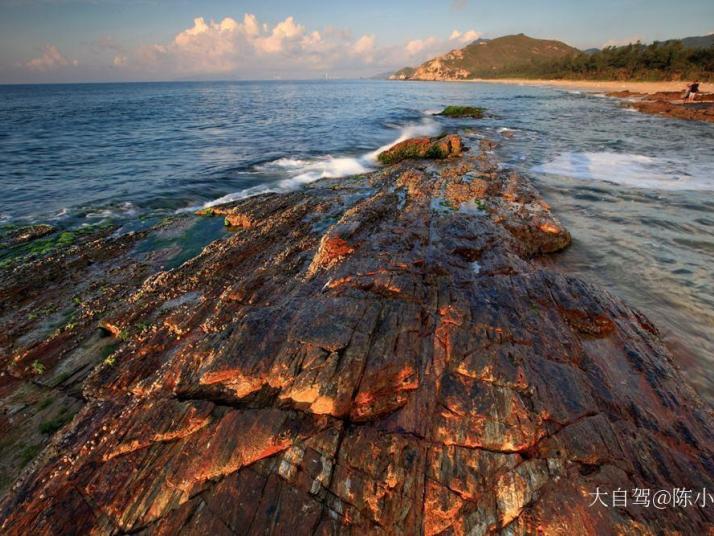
left=200, top=118, right=442, bottom=209
left=85, top=201, right=138, bottom=220
left=364, top=118, right=441, bottom=161
left=532, top=152, right=714, bottom=191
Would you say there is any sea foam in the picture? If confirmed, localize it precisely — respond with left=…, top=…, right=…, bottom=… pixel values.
left=532, top=152, right=714, bottom=191
left=201, top=118, right=443, bottom=209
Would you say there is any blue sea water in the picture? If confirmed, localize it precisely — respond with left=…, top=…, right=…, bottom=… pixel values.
left=1, top=80, right=713, bottom=398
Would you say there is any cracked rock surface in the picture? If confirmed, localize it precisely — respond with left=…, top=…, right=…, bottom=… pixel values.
left=1, top=137, right=712, bottom=535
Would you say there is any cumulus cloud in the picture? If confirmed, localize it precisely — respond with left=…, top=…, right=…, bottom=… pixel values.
left=405, top=36, right=439, bottom=56
left=25, top=44, right=77, bottom=71
left=449, top=29, right=480, bottom=44
left=352, top=34, right=376, bottom=58
left=83, top=14, right=482, bottom=79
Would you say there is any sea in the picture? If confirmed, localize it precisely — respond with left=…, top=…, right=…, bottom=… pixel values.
left=1, top=80, right=712, bottom=401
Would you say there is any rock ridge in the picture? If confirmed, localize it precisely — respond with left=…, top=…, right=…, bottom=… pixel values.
left=0, top=135, right=712, bottom=535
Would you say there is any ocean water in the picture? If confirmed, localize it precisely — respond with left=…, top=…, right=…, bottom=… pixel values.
left=1, top=80, right=713, bottom=400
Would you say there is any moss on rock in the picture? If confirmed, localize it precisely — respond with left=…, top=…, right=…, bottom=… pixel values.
left=437, top=106, right=486, bottom=118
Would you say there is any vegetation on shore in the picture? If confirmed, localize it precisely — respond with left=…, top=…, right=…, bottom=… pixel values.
left=529, top=41, right=714, bottom=81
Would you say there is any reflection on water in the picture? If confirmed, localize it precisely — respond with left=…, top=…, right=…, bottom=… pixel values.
left=533, top=176, right=714, bottom=402
left=0, top=80, right=712, bottom=402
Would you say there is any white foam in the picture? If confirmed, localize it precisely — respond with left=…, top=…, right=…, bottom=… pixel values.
left=202, top=155, right=370, bottom=209
left=532, top=152, right=714, bottom=191
left=86, top=201, right=137, bottom=219
left=199, top=118, right=443, bottom=210
left=365, top=118, right=442, bottom=161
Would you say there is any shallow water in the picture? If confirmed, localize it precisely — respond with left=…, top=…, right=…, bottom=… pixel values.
left=1, top=80, right=712, bottom=400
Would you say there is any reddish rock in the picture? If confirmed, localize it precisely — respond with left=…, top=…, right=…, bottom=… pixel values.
left=607, top=90, right=714, bottom=123
left=0, top=137, right=712, bottom=534
left=378, top=134, right=463, bottom=165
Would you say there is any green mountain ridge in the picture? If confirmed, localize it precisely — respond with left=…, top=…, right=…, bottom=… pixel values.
left=390, top=34, right=579, bottom=80
left=391, top=33, right=714, bottom=81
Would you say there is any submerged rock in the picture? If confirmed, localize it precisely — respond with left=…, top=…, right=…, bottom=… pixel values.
left=0, top=224, right=55, bottom=249
left=377, top=134, right=463, bottom=165
left=0, top=135, right=712, bottom=535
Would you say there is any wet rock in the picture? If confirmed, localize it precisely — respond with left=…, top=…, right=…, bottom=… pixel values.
left=607, top=90, right=714, bottom=123
left=377, top=134, right=463, bottom=165
left=437, top=106, right=486, bottom=119
left=0, top=136, right=712, bottom=534
left=0, top=224, right=56, bottom=249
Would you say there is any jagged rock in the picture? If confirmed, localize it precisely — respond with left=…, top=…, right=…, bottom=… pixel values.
left=377, top=134, right=463, bottom=165
left=0, top=137, right=712, bottom=535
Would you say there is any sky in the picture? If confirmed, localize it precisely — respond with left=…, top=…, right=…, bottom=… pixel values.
left=0, top=0, right=712, bottom=83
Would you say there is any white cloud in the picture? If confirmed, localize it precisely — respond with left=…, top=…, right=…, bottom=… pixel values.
left=352, top=34, right=375, bottom=55
left=90, top=14, right=482, bottom=79
left=405, top=36, right=439, bottom=56
left=255, top=16, right=305, bottom=54
left=25, top=44, right=77, bottom=71
left=449, top=29, right=480, bottom=44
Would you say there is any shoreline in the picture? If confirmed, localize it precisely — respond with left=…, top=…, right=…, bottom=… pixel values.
left=462, top=78, right=708, bottom=94
left=458, top=78, right=714, bottom=122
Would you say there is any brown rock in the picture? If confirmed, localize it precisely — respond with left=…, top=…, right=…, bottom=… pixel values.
left=0, top=224, right=56, bottom=248
left=377, top=134, right=463, bottom=165
left=0, top=136, right=712, bottom=535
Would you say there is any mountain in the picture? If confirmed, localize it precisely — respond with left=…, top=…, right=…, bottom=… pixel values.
left=680, top=34, right=714, bottom=49
left=391, top=34, right=579, bottom=81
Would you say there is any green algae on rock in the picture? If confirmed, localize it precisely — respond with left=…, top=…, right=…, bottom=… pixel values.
left=437, top=105, right=486, bottom=118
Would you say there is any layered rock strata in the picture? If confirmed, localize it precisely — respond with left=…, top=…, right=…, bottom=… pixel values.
left=0, top=136, right=712, bottom=535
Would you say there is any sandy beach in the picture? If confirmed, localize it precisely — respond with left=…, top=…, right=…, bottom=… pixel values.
left=469, top=78, right=708, bottom=94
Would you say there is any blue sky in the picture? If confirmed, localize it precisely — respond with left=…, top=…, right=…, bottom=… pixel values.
left=1, top=0, right=712, bottom=83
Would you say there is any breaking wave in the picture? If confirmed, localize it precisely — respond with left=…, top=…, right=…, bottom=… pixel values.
left=201, top=118, right=442, bottom=209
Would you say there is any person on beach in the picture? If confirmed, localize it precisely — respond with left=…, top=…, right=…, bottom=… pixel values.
left=684, top=81, right=700, bottom=103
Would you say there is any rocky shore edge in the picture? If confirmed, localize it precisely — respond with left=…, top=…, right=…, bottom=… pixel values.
left=607, top=89, right=714, bottom=123
left=0, top=133, right=712, bottom=534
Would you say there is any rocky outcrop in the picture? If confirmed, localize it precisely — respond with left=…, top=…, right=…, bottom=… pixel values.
left=437, top=106, right=486, bottom=119
left=0, top=224, right=55, bottom=249
left=409, top=50, right=472, bottom=81
left=377, top=134, right=463, bottom=165
left=0, top=136, right=712, bottom=535
left=608, top=90, right=714, bottom=123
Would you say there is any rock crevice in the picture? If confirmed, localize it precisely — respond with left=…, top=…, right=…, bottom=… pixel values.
left=0, top=135, right=712, bottom=535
